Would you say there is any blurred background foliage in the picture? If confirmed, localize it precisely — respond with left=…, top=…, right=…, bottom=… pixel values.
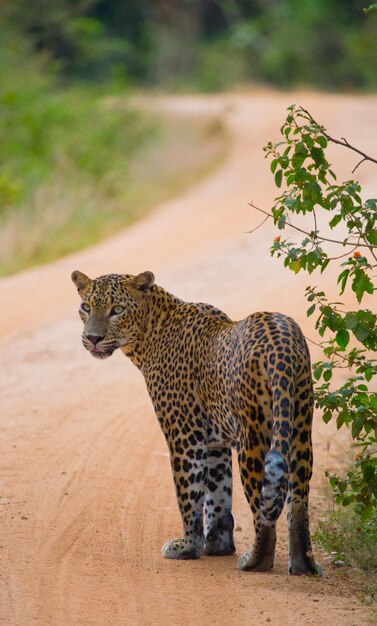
left=2, top=0, right=377, bottom=91
left=0, top=0, right=376, bottom=274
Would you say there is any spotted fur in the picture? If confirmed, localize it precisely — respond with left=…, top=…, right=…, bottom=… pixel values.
left=72, top=270, right=321, bottom=575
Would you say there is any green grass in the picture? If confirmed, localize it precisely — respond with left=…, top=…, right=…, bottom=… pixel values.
left=0, top=38, right=227, bottom=275
left=0, top=107, right=226, bottom=275
left=314, top=507, right=377, bottom=607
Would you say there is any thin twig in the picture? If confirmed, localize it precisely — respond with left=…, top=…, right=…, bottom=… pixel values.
left=299, top=107, right=377, bottom=168
left=304, top=335, right=324, bottom=349
left=249, top=202, right=375, bottom=250
left=326, top=245, right=359, bottom=261
left=303, top=334, right=351, bottom=366
left=352, top=157, right=367, bottom=174
left=313, top=207, right=318, bottom=236
left=245, top=214, right=270, bottom=235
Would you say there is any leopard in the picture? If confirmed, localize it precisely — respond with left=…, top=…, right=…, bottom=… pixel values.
left=71, top=269, right=321, bottom=576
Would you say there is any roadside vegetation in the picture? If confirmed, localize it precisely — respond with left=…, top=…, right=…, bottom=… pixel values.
left=0, top=36, right=226, bottom=275
left=256, top=104, right=377, bottom=597
left=2, top=1, right=377, bottom=92
left=315, top=508, right=377, bottom=604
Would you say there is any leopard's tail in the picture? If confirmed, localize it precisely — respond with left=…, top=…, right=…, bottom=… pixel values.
left=259, top=378, right=293, bottom=524
left=260, top=448, right=289, bottom=524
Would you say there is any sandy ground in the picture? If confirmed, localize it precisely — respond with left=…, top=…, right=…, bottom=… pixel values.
left=1, top=91, right=377, bottom=626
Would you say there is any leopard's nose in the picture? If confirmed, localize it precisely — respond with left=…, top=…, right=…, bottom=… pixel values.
left=86, top=334, right=104, bottom=346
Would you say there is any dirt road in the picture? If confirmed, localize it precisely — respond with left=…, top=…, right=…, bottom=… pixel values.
left=1, top=92, right=376, bottom=626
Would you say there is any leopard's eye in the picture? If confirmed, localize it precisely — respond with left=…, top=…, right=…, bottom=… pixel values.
left=110, top=305, right=125, bottom=316
left=81, top=302, right=91, bottom=313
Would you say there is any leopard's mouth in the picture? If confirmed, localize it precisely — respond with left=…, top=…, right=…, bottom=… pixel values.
left=90, top=347, right=114, bottom=359
left=82, top=339, right=118, bottom=359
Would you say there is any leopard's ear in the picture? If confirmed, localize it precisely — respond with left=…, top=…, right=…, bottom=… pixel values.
left=131, top=271, right=155, bottom=292
left=71, top=270, right=92, bottom=297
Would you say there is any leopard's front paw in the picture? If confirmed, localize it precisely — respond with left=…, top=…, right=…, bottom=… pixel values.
left=161, top=537, right=202, bottom=560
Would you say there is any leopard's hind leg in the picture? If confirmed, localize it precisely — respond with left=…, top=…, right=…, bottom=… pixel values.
left=204, top=446, right=235, bottom=556
left=237, top=422, right=277, bottom=572
left=287, top=370, right=322, bottom=576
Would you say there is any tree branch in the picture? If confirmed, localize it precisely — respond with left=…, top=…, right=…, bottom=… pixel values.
left=248, top=202, right=375, bottom=250
left=299, top=106, right=377, bottom=169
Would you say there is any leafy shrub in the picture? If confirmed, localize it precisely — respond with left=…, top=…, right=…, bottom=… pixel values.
left=261, top=105, right=377, bottom=518
left=5, top=1, right=377, bottom=92
left=0, top=34, right=151, bottom=209
left=0, top=34, right=228, bottom=275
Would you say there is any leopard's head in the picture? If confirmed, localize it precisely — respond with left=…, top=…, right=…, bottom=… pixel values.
left=71, top=270, right=155, bottom=360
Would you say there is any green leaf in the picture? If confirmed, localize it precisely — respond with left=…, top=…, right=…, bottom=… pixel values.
left=357, top=384, right=369, bottom=392
left=285, top=197, right=299, bottom=210
left=327, top=393, right=339, bottom=406
left=310, top=146, right=324, bottom=166
left=301, top=198, right=314, bottom=213
left=365, top=369, right=374, bottom=382
left=337, top=269, right=349, bottom=295
left=344, top=312, right=358, bottom=330
left=370, top=394, right=377, bottom=410
left=352, top=415, right=365, bottom=439
left=323, top=369, right=332, bottom=382
left=303, top=181, right=322, bottom=204
left=335, top=329, right=350, bottom=349
left=307, top=303, right=316, bottom=317
left=335, top=479, right=347, bottom=494
left=316, top=136, right=328, bottom=148
left=292, top=153, right=307, bottom=169
left=341, top=388, right=352, bottom=398
left=342, top=495, right=355, bottom=507
left=313, top=366, right=323, bottom=381
left=354, top=326, right=370, bottom=343
left=295, top=141, right=308, bottom=155
left=275, top=169, right=283, bottom=188
left=336, top=411, right=347, bottom=429
left=302, top=133, right=314, bottom=149
left=362, top=463, right=375, bottom=482
left=352, top=271, right=374, bottom=303
left=366, top=229, right=377, bottom=245
left=329, top=214, right=342, bottom=229
left=286, top=173, right=296, bottom=185
left=289, top=260, right=302, bottom=274
left=271, top=158, right=279, bottom=174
